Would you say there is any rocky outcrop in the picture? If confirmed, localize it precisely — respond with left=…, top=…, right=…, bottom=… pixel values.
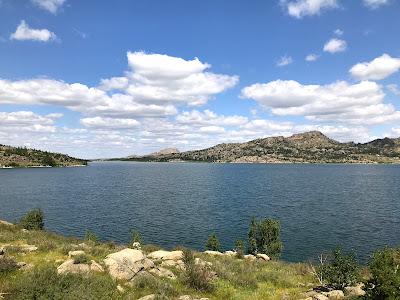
left=104, top=249, right=154, bottom=281
left=344, top=283, right=366, bottom=297
left=147, top=250, right=183, bottom=261
left=57, top=259, right=104, bottom=274
left=256, top=253, right=270, bottom=261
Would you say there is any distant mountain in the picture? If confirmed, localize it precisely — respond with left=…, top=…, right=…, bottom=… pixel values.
left=123, top=131, right=400, bottom=164
left=0, top=144, right=87, bottom=168
left=149, top=148, right=180, bottom=156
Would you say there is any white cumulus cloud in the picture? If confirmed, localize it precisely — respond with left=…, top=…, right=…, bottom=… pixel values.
left=323, top=38, right=347, bottom=53
left=80, top=117, right=140, bottom=130
left=31, top=0, right=66, bottom=14
left=280, top=0, right=339, bottom=18
left=305, top=54, right=319, bottom=61
left=10, top=20, right=56, bottom=42
left=276, top=55, right=293, bottom=67
left=349, top=54, right=400, bottom=81
left=363, top=0, right=389, bottom=9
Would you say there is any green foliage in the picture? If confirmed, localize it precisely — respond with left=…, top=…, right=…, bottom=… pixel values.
left=206, top=233, right=220, bottom=252
left=247, top=217, right=283, bottom=258
left=365, top=247, right=400, bottom=299
left=316, top=248, right=359, bottom=290
left=182, top=248, right=214, bottom=292
left=41, top=155, right=57, bottom=167
left=235, top=240, right=245, bottom=259
left=0, top=256, right=18, bottom=273
left=131, top=230, right=142, bottom=245
left=73, top=254, right=91, bottom=265
left=85, top=230, right=97, bottom=243
left=19, top=208, right=44, bottom=230
left=10, top=265, right=119, bottom=300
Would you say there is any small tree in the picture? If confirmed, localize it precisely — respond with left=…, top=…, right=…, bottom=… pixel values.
left=205, top=233, right=220, bottom=252
left=42, top=155, right=57, bottom=167
left=19, top=209, right=44, bottom=230
left=131, top=230, right=142, bottom=244
left=235, top=240, right=244, bottom=259
left=182, top=248, right=214, bottom=292
left=365, top=247, right=400, bottom=299
left=247, top=217, right=283, bottom=258
left=85, top=230, right=97, bottom=243
left=315, top=248, right=359, bottom=290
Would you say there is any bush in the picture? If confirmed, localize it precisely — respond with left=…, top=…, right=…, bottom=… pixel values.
left=19, top=209, right=44, bottom=230
left=315, top=248, right=359, bottom=290
left=0, top=256, right=18, bottom=273
left=205, top=233, right=220, bottom=252
left=131, top=230, right=142, bottom=245
left=10, top=265, right=119, bottom=300
left=235, top=240, right=245, bottom=259
left=247, top=217, right=283, bottom=258
left=365, top=247, right=400, bottom=299
left=182, top=248, right=214, bottom=292
left=73, top=254, right=91, bottom=265
left=85, top=230, right=97, bottom=243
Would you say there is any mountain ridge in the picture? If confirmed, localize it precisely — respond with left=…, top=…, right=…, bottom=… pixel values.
left=123, top=131, right=400, bottom=164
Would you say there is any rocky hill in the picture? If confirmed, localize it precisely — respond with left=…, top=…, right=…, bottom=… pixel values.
left=126, top=131, right=400, bottom=164
left=0, top=144, right=87, bottom=168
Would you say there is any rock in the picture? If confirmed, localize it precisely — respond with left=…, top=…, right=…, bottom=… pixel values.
left=244, top=254, right=256, bottom=261
left=68, top=250, right=85, bottom=258
left=178, top=296, right=209, bottom=300
left=204, top=250, right=223, bottom=256
left=195, top=257, right=212, bottom=267
left=19, top=244, right=38, bottom=252
left=324, top=290, right=344, bottom=299
left=344, top=283, right=366, bottom=297
left=147, top=250, right=183, bottom=261
left=0, top=220, right=13, bottom=226
left=57, top=259, right=104, bottom=274
left=132, top=242, right=141, bottom=250
left=116, top=285, right=125, bottom=293
left=0, top=247, right=5, bottom=256
left=16, top=261, right=33, bottom=271
left=161, top=259, right=185, bottom=269
left=301, top=291, right=319, bottom=298
left=312, top=294, right=329, bottom=300
left=104, top=248, right=154, bottom=280
left=256, top=253, right=270, bottom=261
left=138, top=294, right=155, bottom=300
left=148, top=267, right=176, bottom=279
left=224, top=250, right=237, bottom=256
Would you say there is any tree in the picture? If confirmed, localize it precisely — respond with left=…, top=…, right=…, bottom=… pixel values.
left=85, top=230, right=97, bottom=243
left=315, top=248, right=359, bottom=290
left=247, top=217, right=283, bottom=258
left=365, top=247, right=400, bottom=299
left=235, top=240, right=244, bottom=259
left=42, top=155, right=57, bottom=167
left=19, top=209, right=44, bottom=230
left=130, top=230, right=142, bottom=245
left=205, top=233, right=220, bottom=252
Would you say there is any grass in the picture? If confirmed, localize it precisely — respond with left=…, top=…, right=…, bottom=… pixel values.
left=0, top=223, right=316, bottom=299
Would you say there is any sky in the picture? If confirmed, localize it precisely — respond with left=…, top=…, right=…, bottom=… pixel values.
left=0, top=0, right=400, bottom=158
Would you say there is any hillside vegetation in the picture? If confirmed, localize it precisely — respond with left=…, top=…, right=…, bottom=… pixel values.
left=0, top=145, right=87, bottom=168
left=126, top=131, right=400, bottom=164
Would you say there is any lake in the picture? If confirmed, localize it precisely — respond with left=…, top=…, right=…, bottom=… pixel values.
left=1, top=161, right=399, bottom=262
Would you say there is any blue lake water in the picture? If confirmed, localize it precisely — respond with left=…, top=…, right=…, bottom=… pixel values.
left=1, top=161, right=399, bottom=263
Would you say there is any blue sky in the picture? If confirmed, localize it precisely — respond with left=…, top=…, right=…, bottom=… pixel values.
left=0, top=0, right=400, bottom=158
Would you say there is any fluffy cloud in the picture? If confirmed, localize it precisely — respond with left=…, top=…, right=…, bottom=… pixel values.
left=124, top=51, right=239, bottom=106
left=280, top=0, right=338, bottom=18
left=0, top=111, right=61, bottom=133
left=349, top=54, right=400, bottom=80
left=305, top=54, right=319, bottom=61
left=176, top=110, right=248, bottom=127
left=80, top=117, right=140, bottom=130
left=334, top=29, right=344, bottom=36
left=241, top=79, right=400, bottom=125
left=31, top=0, right=66, bottom=14
left=323, top=38, right=347, bottom=53
left=363, top=0, right=389, bottom=9
left=276, top=55, right=293, bottom=67
left=10, top=21, right=56, bottom=42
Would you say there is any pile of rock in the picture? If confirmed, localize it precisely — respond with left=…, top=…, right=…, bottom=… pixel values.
left=301, top=283, right=366, bottom=300
left=57, top=250, right=104, bottom=275
left=203, top=250, right=270, bottom=261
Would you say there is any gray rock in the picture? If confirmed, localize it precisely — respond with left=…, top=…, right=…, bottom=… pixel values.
left=57, top=259, right=104, bottom=274
left=344, top=283, right=366, bottom=297
left=256, top=253, right=270, bottom=261
left=204, top=250, right=223, bottom=256
left=68, top=250, right=85, bottom=258
left=147, top=250, right=183, bottom=261
left=104, top=248, right=153, bottom=280
left=324, top=290, right=344, bottom=299
left=148, top=267, right=176, bottom=279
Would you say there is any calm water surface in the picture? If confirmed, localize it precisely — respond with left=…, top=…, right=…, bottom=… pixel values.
left=1, top=162, right=399, bottom=262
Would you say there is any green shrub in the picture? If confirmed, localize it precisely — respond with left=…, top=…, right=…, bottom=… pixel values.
left=247, top=217, right=283, bottom=258
left=182, top=248, right=214, bottom=292
left=131, top=230, right=142, bottom=245
left=0, top=256, right=18, bottom=273
left=73, top=254, right=91, bottom=265
left=315, top=248, right=359, bottom=290
left=10, top=265, right=119, bottom=300
left=205, top=233, right=220, bottom=252
left=365, top=247, right=400, bottom=299
left=85, top=230, right=97, bottom=243
left=19, top=208, right=44, bottom=230
left=235, top=240, right=245, bottom=259
left=41, top=155, right=57, bottom=167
